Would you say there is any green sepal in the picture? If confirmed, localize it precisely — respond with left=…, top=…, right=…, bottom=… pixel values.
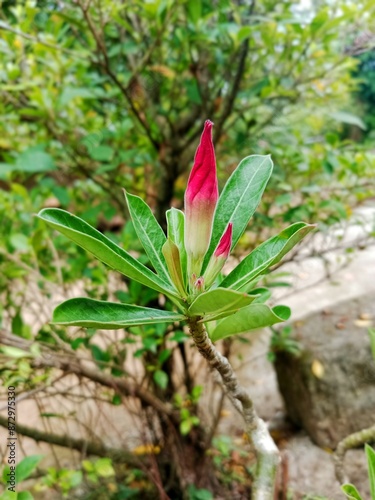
left=162, top=239, right=188, bottom=299
left=166, top=208, right=187, bottom=286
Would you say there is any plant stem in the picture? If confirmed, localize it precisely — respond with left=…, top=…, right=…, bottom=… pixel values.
left=188, top=317, right=280, bottom=499
left=333, top=424, right=375, bottom=484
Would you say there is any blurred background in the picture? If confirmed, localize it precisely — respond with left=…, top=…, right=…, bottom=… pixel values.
left=0, top=0, right=374, bottom=498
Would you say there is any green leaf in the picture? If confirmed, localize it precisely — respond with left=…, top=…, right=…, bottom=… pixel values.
left=368, top=328, right=375, bottom=361
left=52, top=297, right=185, bottom=329
left=16, top=455, right=43, bottom=483
left=94, top=458, right=115, bottom=478
left=37, top=208, right=178, bottom=298
left=250, top=287, right=272, bottom=303
left=0, top=492, right=17, bottom=500
left=202, top=155, right=273, bottom=272
left=166, top=208, right=187, bottom=285
left=10, top=234, right=30, bottom=252
left=15, top=148, right=56, bottom=173
left=154, top=370, right=168, bottom=389
left=180, top=420, right=192, bottom=435
left=188, top=288, right=258, bottom=321
left=187, top=0, right=202, bottom=24
left=331, top=111, right=367, bottom=130
left=221, top=222, right=315, bottom=291
left=210, top=304, right=291, bottom=342
left=310, top=9, right=329, bottom=34
left=341, top=484, right=363, bottom=500
left=125, top=192, right=171, bottom=282
left=89, top=146, right=114, bottom=162
left=59, top=86, right=95, bottom=106
left=0, top=163, right=15, bottom=180
left=365, top=444, right=375, bottom=500
left=18, top=492, right=34, bottom=500
left=0, top=346, right=32, bottom=358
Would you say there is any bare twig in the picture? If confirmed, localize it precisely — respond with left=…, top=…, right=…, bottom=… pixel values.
left=0, top=329, right=177, bottom=422
left=0, top=413, right=139, bottom=466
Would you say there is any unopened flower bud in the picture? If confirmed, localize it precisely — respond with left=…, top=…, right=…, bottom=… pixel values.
left=184, top=120, right=218, bottom=280
left=203, top=223, right=233, bottom=288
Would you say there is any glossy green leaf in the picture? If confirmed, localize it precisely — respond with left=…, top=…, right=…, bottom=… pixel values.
left=221, top=222, right=315, bottom=291
left=202, top=155, right=273, bottom=272
left=125, top=192, right=170, bottom=282
left=188, top=288, right=258, bottom=321
left=52, top=298, right=185, bottom=329
left=210, top=304, right=291, bottom=342
left=37, top=208, right=177, bottom=298
left=341, top=484, right=363, bottom=500
left=366, top=444, right=375, bottom=500
left=166, top=208, right=187, bottom=284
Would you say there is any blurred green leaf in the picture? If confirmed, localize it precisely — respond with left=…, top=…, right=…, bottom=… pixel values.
left=16, top=455, right=44, bottom=483
left=341, top=484, right=363, bottom=500
left=366, top=444, right=375, bottom=500
left=15, top=148, right=56, bottom=173
left=153, top=369, right=168, bottom=389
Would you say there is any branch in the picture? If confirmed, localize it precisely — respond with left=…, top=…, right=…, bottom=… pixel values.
left=333, top=425, right=375, bottom=484
left=188, top=318, right=279, bottom=499
left=0, top=329, right=177, bottom=422
left=213, top=0, right=256, bottom=143
left=0, top=413, right=139, bottom=466
left=76, top=0, right=160, bottom=151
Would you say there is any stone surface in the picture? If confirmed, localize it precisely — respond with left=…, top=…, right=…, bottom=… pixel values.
left=274, top=294, right=375, bottom=449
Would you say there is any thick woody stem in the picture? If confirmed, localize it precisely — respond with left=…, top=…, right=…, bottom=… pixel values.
left=188, top=318, right=280, bottom=500
left=333, top=425, right=375, bottom=484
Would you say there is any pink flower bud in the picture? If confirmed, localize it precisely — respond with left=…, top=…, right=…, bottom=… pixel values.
left=194, top=276, right=205, bottom=292
left=214, top=222, right=233, bottom=259
left=184, top=120, right=218, bottom=278
left=203, top=223, right=233, bottom=288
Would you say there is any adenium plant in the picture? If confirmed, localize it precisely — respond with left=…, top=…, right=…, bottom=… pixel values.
left=37, top=120, right=314, bottom=498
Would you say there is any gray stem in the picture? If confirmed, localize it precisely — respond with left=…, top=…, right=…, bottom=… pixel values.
left=333, top=425, right=375, bottom=484
left=188, top=317, right=280, bottom=500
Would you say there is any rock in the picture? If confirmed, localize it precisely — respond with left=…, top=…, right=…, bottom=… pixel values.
left=274, top=294, right=375, bottom=449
